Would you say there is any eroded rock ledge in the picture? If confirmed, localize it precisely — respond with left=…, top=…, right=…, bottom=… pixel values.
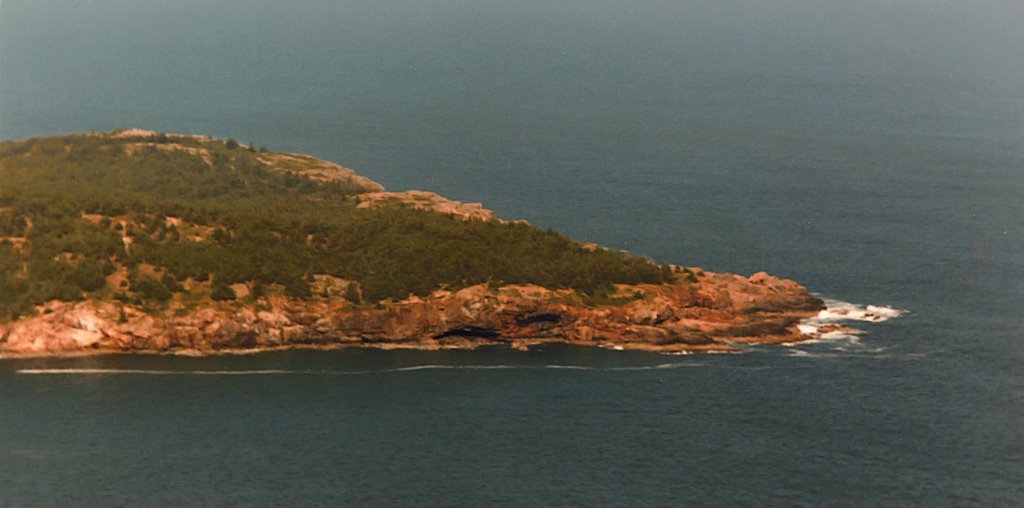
left=0, top=270, right=824, bottom=358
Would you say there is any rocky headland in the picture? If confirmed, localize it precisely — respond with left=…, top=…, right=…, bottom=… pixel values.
left=0, top=129, right=828, bottom=358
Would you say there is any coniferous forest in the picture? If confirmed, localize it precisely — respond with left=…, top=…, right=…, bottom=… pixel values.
left=0, top=131, right=672, bottom=321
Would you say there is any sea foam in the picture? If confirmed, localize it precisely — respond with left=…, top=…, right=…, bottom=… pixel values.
left=797, top=298, right=906, bottom=341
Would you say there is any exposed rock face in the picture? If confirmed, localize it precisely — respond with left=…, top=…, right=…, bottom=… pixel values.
left=356, top=190, right=500, bottom=222
left=258, top=152, right=385, bottom=193
left=0, top=270, right=824, bottom=357
left=114, top=128, right=386, bottom=193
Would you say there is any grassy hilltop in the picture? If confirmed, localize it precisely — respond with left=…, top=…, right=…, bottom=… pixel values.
left=0, top=130, right=672, bottom=322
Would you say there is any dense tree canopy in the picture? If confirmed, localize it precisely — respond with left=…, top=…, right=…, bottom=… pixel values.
left=0, top=131, right=671, bottom=321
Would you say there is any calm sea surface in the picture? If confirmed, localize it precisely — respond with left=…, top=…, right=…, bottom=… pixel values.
left=1, top=1, right=1022, bottom=505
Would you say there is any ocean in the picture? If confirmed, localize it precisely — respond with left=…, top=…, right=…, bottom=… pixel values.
left=1, top=0, right=1022, bottom=505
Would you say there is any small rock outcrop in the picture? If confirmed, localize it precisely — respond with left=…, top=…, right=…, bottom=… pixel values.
left=355, top=190, right=500, bottom=222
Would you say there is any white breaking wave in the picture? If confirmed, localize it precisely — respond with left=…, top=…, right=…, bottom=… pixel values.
left=797, top=298, right=906, bottom=341
left=604, top=363, right=703, bottom=371
left=17, top=363, right=705, bottom=376
left=815, top=299, right=905, bottom=323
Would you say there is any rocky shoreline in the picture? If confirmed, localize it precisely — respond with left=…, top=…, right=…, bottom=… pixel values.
left=0, top=269, right=825, bottom=358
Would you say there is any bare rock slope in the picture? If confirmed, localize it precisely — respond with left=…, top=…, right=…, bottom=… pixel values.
left=1, top=270, right=823, bottom=357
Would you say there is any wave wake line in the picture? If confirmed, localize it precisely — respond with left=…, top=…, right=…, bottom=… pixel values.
left=17, top=363, right=705, bottom=376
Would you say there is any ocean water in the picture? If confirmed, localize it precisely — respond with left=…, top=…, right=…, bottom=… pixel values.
left=1, top=0, right=1023, bottom=505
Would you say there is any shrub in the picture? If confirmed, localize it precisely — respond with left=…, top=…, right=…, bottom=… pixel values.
left=284, top=277, right=311, bottom=298
left=344, top=283, right=362, bottom=304
left=130, top=274, right=172, bottom=302
left=210, top=280, right=236, bottom=301
left=251, top=280, right=266, bottom=299
left=161, top=273, right=184, bottom=292
left=68, top=259, right=108, bottom=292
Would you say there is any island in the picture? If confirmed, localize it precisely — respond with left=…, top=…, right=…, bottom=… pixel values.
left=0, top=129, right=826, bottom=357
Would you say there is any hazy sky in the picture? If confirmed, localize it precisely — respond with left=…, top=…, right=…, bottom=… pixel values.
left=2, top=0, right=1022, bottom=139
